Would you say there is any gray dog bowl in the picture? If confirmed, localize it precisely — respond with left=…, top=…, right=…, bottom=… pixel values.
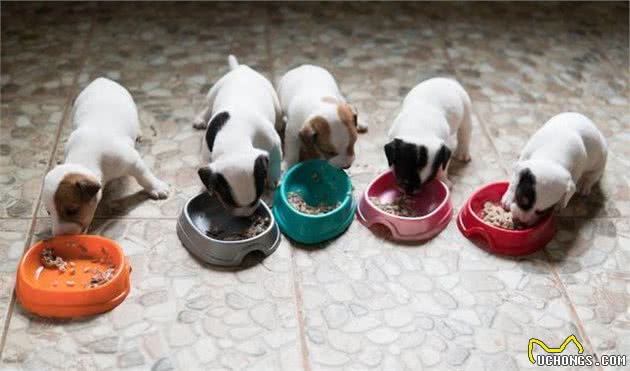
left=177, top=193, right=281, bottom=267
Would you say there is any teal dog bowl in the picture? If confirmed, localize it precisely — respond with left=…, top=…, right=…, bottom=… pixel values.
left=273, top=160, right=356, bottom=244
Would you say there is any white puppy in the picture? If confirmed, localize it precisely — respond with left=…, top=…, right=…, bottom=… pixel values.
left=193, top=55, right=282, bottom=217
left=385, top=77, right=472, bottom=194
left=277, top=64, right=367, bottom=170
left=502, top=112, right=608, bottom=225
left=43, top=77, right=169, bottom=235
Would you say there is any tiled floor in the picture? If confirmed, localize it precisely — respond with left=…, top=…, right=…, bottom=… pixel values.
left=1, top=2, right=628, bottom=370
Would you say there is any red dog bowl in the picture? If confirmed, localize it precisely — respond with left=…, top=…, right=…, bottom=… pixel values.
left=357, top=170, right=452, bottom=241
left=457, top=182, right=557, bottom=256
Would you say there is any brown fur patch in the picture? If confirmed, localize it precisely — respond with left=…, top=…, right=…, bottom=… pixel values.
left=299, top=116, right=338, bottom=161
left=54, top=173, right=101, bottom=231
left=337, top=103, right=358, bottom=157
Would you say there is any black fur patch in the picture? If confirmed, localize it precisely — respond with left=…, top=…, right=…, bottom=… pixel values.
left=252, top=155, right=268, bottom=206
left=384, top=139, right=428, bottom=194
left=197, top=166, right=214, bottom=191
left=427, top=144, right=451, bottom=184
left=205, top=111, right=230, bottom=152
left=213, top=173, right=237, bottom=208
left=515, top=168, right=536, bottom=211
left=198, top=166, right=237, bottom=208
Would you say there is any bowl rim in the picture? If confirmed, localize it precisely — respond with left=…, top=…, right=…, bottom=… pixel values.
left=466, top=181, right=553, bottom=234
left=18, top=235, right=127, bottom=293
left=364, top=170, right=451, bottom=221
left=183, top=192, right=275, bottom=244
left=278, top=159, right=353, bottom=219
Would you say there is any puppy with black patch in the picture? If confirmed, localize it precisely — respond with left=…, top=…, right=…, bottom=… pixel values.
left=384, top=77, right=472, bottom=194
left=193, top=55, right=282, bottom=216
left=501, top=112, right=608, bottom=226
left=43, top=77, right=169, bottom=235
left=277, top=64, right=367, bottom=170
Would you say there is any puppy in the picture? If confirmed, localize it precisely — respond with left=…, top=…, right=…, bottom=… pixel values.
left=43, top=77, right=169, bottom=235
left=193, top=55, right=282, bottom=216
left=277, top=64, right=367, bottom=170
left=501, top=112, right=608, bottom=225
left=384, top=77, right=472, bottom=194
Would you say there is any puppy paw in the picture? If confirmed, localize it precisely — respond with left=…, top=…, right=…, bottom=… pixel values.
left=500, top=194, right=512, bottom=210
left=453, top=149, right=471, bottom=162
left=146, top=180, right=170, bottom=200
left=192, top=117, right=208, bottom=130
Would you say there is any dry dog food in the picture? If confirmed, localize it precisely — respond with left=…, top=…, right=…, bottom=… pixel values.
left=206, top=215, right=271, bottom=241
left=40, top=248, right=67, bottom=272
left=287, top=192, right=340, bottom=215
left=481, top=202, right=525, bottom=230
left=41, top=246, right=117, bottom=288
left=369, top=196, right=420, bottom=217
left=87, top=267, right=116, bottom=288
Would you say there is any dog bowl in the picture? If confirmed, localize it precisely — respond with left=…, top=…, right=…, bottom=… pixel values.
left=273, top=160, right=356, bottom=244
left=356, top=170, right=452, bottom=241
left=177, top=193, right=280, bottom=266
left=15, top=235, right=131, bottom=318
left=457, top=181, right=557, bottom=256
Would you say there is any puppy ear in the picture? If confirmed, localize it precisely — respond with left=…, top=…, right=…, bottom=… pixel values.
left=436, top=144, right=452, bottom=171
left=384, top=140, right=397, bottom=167
left=299, top=121, right=317, bottom=146
left=75, top=178, right=101, bottom=201
left=254, top=154, right=269, bottom=195
left=198, top=165, right=216, bottom=192
left=561, top=179, right=576, bottom=208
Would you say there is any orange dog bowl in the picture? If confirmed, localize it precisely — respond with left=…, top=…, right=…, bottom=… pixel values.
left=15, top=235, right=131, bottom=318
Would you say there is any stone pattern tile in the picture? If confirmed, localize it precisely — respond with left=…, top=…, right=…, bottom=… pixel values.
left=0, top=219, right=31, bottom=334
left=2, top=219, right=301, bottom=371
left=271, top=5, right=454, bottom=103
left=0, top=8, right=90, bottom=99
left=443, top=4, right=627, bottom=106
left=82, top=17, right=268, bottom=99
left=0, top=98, right=67, bottom=218
left=546, top=219, right=630, bottom=370
left=293, top=222, right=587, bottom=371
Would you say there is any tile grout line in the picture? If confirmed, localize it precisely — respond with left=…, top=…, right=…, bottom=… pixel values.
left=264, top=6, right=311, bottom=371
left=0, top=13, right=97, bottom=359
left=440, top=23, right=603, bottom=368
left=541, top=251, right=604, bottom=371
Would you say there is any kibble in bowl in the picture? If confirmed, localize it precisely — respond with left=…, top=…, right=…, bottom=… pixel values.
left=16, top=235, right=131, bottom=318
left=287, top=192, right=341, bottom=215
left=480, top=202, right=525, bottom=230
left=178, top=192, right=281, bottom=266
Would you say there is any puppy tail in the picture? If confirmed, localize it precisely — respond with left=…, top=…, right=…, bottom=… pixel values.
left=228, top=55, right=239, bottom=70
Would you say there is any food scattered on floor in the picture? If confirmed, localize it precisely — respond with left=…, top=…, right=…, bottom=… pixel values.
left=206, top=215, right=271, bottom=241
left=481, top=201, right=525, bottom=230
left=288, top=192, right=340, bottom=215
left=40, top=248, right=67, bottom=272
left=370, top=196, right=420, bottom=217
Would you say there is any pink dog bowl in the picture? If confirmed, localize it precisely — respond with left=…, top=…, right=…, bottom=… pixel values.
left=457, top=181, right=557, bottom=256
left=357, top=171, right=452, bottom=241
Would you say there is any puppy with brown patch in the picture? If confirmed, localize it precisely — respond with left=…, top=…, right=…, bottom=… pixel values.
left=43, top=78, right=169, bottom=235
left=277, top=65, right=367, bottom=169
